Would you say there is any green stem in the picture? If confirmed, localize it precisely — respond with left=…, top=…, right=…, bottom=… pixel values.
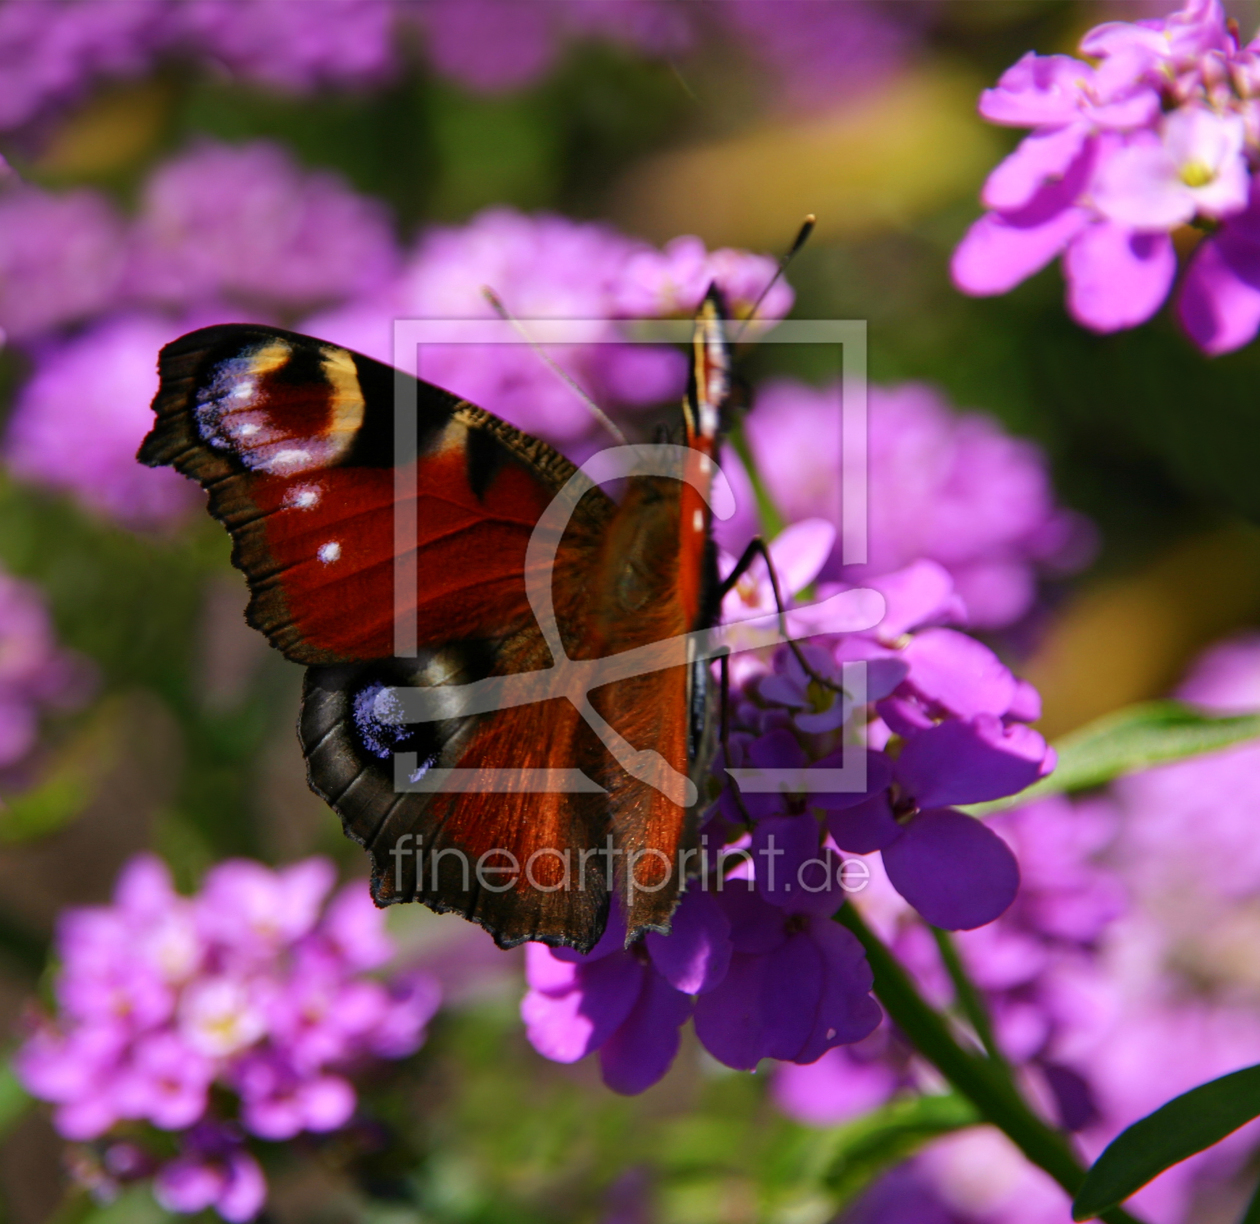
left=835, top=905, right=1145, bottom=1224
left=1239, top=1176, right=1260, bottom=1224
left=932, top=926, right=1006, bottom=1067
left=726, top=423, right=785, bottom=538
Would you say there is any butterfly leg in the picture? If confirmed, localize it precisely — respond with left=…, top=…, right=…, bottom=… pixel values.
left=718, top=537, right=847, bottom=699
left=716, top=648, right=754, bottom=830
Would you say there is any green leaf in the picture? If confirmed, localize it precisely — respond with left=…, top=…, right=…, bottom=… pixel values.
left=963, top=701, right=1260, bottom=817
left=819, top=1092, right=980, bottom=1205
left=1072, top=1063, right=1260, bottom=1220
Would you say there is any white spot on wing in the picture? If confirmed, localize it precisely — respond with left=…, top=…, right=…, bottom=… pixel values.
left=284, top=485, right=321, bottom=510
left=317, top=541, right=341, bottom=564
left=692, top=508, right=704, bottom=532
left=269, top=449, right=311, bottom=471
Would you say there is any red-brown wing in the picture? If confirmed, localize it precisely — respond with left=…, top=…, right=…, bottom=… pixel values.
left=140, top=321, right=722, bottom=953
left=139, top=323, right=609, bottom=665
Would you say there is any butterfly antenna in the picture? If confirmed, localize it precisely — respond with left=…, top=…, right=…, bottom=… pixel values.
left=732, top=214, right=816, bottom=345
left=482, top=286, right=628, bottom=446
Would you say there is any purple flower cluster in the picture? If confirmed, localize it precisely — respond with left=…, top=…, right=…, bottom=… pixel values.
left=718, top=379, right=1093, bottom=631
left=522, top=548, right=1053, bottom=1094
left=0, top=568, right=91, bottom=770
left=413, top=0, right=913, bottom=107
left=410, top=0, right=692, bottom=95
left=308, top=207, right=792, bottom=448
left=15, top=854, right=439, bottom=1221
left=0, top=0, right=912, bottom=135
left=778, top=635, right=1260, bottom=1224
left=954, top=0, right=1260, bottom=353
left=0, top=138, right=397, bottom=529
left=0, top=0, right=399, bottom=133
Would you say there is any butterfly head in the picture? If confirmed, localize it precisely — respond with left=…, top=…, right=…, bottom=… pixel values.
left=683, top=283, right=731, bottom=459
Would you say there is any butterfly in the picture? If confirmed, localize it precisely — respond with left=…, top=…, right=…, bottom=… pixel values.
left=139, top=291, right=737, bottom=953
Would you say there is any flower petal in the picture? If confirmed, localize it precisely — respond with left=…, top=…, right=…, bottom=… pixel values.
left=982, top=125, right=1088, bottom=213
left=1065, top=222, right=1175, bottom=332
left=598, top=971, right=692, bottom=1094
left=646, top=890, right=732, bottom=994
left=901, top=628, right=1017, bottom=719
left=793, top=919, right=882, bottom=1063
left=1177, top=226, right=1260, bottom=354
left=882, top=808, right=1020, bottom=929
left=896, top=715, right=1050, bottom=808
left=827, top=791, right=903, bottom=853
left=519, top=952, right=643, bottom=1063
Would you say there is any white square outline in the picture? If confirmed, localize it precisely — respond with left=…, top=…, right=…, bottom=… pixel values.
left=380, top=317, right=872, bottom=799
left=389, top=316, right=867, bottom=658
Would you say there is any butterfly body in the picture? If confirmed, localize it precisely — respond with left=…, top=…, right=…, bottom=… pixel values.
left=140, top=298, right=729, bottom=953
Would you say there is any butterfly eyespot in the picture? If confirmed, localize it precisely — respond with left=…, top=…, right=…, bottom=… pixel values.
left=317, top=542, right=341, bottom=563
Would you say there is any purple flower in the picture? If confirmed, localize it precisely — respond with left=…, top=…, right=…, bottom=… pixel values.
left=0, top=182, right=127, bottom=342
left=409, top=0, right=691, bottom=94
left=3, top=314, right=204, bottom=530
left=0, top=570, right=92, bottom=768
left=16, top=854, right=440, bottom=1219
left=776, top=633, right=1260, bottom=1223
left=0, top=2, right=398, bottom=135
left=0, top=1, right=164, bottom=131
left=174, top=0, right=398, bottom=93
left=952, top=0, right=1260, bottom=352
left=718, top=0, right=918, bottom=114
left=308, top=208, right=792, bottom=451
left=615, top=234, right=794, bottom=323
left=733, top=380, right=1093, bottom=629
left=126, top=139, right=399, bottom=312
left=522, top=905, right=696, bottom=1095
left=692, top=888, right=881, bottom=1070
left=114, top=1031, right=215, bottom=1130
left=194, top=856, right=335, bottom=959
left=1092, top=106, right=1249, bottom=229
left=772, top=1034, right=899, bottom=1126
left=154, top=1124, right=266, bottom=1223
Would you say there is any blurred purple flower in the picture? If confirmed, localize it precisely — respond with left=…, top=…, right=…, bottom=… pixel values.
left=0, top=0, right=163, bottom=131
left=176, top=0, right=398, bottom=92
left=720, top=0, right=919, bottom=113
left=952, top=0, right=1260, bottom=352
left=615, top=234, right=793, bottom=323
left=0, top=183, right=127, bottom=342
left=154, top=1123, right=266, bottom=1224
left=3, top=314, right=204, bottom=530
left=409, top=0, right=690, bottom=94
left=309, top=207, right=790, bottom=449
left=0, top=570, right=92, bottom=769
left=0, top=1, right=396, bottom=135
left=126, top=139, right=399, bottom=312
left=16, top=853, right=440, bottom=1221
left=728, top=379, right=1093, bottom=629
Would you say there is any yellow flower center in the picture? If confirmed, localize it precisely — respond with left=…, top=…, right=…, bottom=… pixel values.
left=1181, top=160, right=1214, bottom=188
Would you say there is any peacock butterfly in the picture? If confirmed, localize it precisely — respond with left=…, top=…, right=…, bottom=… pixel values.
left=139, top=291, right=737, bottom=953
